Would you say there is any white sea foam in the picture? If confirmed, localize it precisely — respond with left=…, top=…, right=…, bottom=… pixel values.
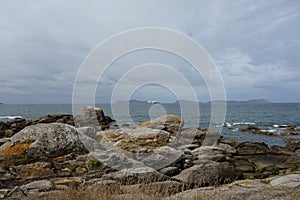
left=273, top=124, right=288, bottom=128
left=0, top=116, right=23, bottom=120
left=232, top=122, right=256, bottom=126
left=216, top=122, right=233, bottom=127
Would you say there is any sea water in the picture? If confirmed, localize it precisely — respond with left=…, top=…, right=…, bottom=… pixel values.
left=1, top=103, right=300, bottom=146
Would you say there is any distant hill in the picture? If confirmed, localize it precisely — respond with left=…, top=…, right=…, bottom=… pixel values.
left=120, top=99, right=272, bottom=104
left=128, top=99, right=162, bottom=104
left=173, top=100, right=204, bottom=104
left=208, top=99, right=271, bottom=104
left=129, top=99, right=147, bottom=103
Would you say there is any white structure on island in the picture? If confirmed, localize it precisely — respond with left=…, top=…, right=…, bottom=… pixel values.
left=147, top=100, right=158, bottom=104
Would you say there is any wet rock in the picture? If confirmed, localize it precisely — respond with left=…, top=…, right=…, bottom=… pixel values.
left=240, top=126, right=279, bottom=136
left=0, top=123, right=87, bottom=158
left=283, top=124, right=299, bottom=135
left=240, top=125, right=299, bottom=136
left=140, top=115, right=184, bottom=135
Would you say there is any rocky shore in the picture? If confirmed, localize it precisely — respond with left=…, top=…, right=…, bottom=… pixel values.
left=0, top=107, right=299, bottom=199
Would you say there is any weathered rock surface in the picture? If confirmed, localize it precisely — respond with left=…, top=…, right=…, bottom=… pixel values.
left=97, top=127, right=172, bottom=153
left=176, top=128, right=207, bottom=147
left=270, top=174, right=300, bottom=188
left=0, top=123, right=87, bottom=158
left=172, top=161, right=240, bottom=186
left=0, top=113, right=300, bottom=199
left=20, top=180, right=54, bottom=192
left=140, top=115, right=184, bottom=135
left=236, top=142, right=270, bottom=155
left=141, top=146, right=183, bottom=169
left=74, top=106, right=113, bottom=130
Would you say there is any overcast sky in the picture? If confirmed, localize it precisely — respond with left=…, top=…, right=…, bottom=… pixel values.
left=0, top=0, right=299, bottom=104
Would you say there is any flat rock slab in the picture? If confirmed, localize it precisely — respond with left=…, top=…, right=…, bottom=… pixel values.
left=270, top=174, right=300, bottom=188
left=102, top=166, right=167, bottom=185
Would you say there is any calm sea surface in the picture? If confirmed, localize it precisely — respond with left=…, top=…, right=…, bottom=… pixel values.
left=1, top=103, right=300, bottom=146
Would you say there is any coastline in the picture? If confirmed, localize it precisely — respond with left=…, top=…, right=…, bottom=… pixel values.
left=0, top=106, right=299, bottom=199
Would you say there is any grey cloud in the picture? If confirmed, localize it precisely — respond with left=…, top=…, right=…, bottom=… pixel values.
left=0, top=0, right=299, bottom=103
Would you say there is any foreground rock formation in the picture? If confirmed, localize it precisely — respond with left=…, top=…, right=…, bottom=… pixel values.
left=0, top=111, right=299, bottom=199
left=0, top=106, right=113, bottom=140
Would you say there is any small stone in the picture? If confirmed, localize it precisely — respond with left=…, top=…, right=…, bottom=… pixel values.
left=4, top=130, right=13, bottom=137
left=75, top=167, right=87, bottom=174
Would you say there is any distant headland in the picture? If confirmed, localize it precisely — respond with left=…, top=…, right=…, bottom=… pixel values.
left=127, top=98, right=272, bottom=104
left=208, top=98, right=272, bottom=104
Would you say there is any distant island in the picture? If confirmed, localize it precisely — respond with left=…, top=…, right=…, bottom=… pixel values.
left=123, top=98, right=272, bottom=104
left=128, top=99, right=159, bottom=104
left=173, top=100, right=204, bottom=104
left=208, top=99, right=271, bottom=104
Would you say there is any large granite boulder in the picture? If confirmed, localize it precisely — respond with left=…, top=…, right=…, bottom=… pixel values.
left=140, top=115, right=184, bottom=135
left=0, top=123, right=87, bottom=158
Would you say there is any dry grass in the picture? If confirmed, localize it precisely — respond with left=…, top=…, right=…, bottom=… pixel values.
left=7, top=183, right=300, bottom=200
left=19, top=185, right=163, bottom=200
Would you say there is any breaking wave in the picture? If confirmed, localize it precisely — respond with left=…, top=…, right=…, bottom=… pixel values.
left=0, top=116, right=23, bottom=120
